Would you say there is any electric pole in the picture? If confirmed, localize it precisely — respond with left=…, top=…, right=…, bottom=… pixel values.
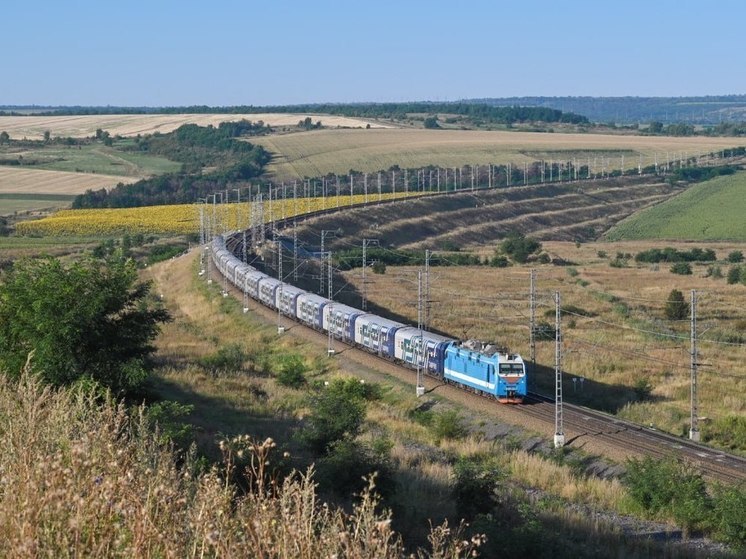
left=530, top=269, right=536, bottom=385
left=690, top=290, right=700, bottom=441
left=554, top=291, right=565, bottom=448
left=416, top=269, right=425, bottom=397
left=361, top=238, right=379, bottom=311
left=327, top=251, right=335, bottom=356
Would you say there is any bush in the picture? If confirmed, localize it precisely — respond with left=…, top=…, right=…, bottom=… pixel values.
left=199, top=343, right=247, bottom=374
left=597, top=250, right=607, bottom=259
left=489, top=255, right=509, bottom=268
left=430, top=409, right=468, bottom=443
left=315, top=440, right=394, bottom=498
left=727, top=266, right=741, bottom=285
left=500, top=232, right=542, bottom=264
left=299, top=378, right=368, bottom=453
left=714, top=485, right=746, bottom=550
left=727, top=250, right=744, bottom=263
left=670, top=262, right=692, bottom=275
left=275, top=354, right=307, bottom=388
left=452, top=454, right=504, bottom=519
left=371, top=260, right=386, bottom=274
left=664, top=289, right=688, bottom=321
left=624, top=456, right=711, bottom=538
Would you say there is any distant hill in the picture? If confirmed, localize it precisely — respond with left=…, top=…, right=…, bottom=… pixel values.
left=468, top=95, right=746, bottom=125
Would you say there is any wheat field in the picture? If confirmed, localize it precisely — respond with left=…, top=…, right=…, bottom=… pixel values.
left=253, top=128, right=746, bottom=179
left=0, top=166, right=138, bottom=195
left=0, top=113, right=392, bottom=140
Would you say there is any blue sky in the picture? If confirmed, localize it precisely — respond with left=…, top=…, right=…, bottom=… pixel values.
left=4, top=0, right=745, bottom=106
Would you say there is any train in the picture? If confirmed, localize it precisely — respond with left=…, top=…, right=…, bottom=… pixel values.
left=209, top=234, right=526, bottom=403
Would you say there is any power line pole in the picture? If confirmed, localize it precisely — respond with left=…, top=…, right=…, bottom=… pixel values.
left=530, top=269, right=536, bottom=386
left=327, top=251, right=335, bottom=356
left=361, top=238, right=379, bottom=311
left=320, top=229, right=337, bottom=295
left=554, top=291, right=565, bottom=448
left=293, top=220, right=298, bottom=282
left=690, top=290, right=700, bottom=442
left=416, top=269, right=425, bottom=397
left=424, top=249, right=431, bottom=330
left=277, top=237, right=284, bottom=335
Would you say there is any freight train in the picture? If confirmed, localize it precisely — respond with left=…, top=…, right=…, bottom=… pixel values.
left=210, top=235, right=526, bottom=403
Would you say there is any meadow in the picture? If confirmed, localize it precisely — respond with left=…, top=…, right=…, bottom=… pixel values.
left=0, top=113, right=390, bottom=140
left=253, top=128, right=745, bottom=180
left=338, top=239, right=746, bottom=452
left=606, top=172, right=746, bottom=241
left=0, top=142, right=181, bottom=177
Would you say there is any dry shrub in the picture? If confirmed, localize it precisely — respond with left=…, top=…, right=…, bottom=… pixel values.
left=0, top=373, right=480, bottom=558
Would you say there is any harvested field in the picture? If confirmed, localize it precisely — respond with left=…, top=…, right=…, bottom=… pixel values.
left=0, top=113, right=392, bottom=140
left=0, top=166, right=138, bottom=195
left=253, top=128, right=745, bottom=180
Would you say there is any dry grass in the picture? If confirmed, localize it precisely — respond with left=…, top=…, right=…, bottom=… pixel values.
left=253, top=128, right=744, bottom=179
left=0, top=166, right=138, bottom=195
left=1, top=373, right=488, bottom=558
left=341, top=239, right=746, bottom=446
left=0, top=113, right=393, bottom=140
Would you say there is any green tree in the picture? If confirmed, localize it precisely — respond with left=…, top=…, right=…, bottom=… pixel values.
left=43, top=130, right=51, bottom=142
left=714, top=484, right=746, bottom=549
left=0, top=257, right=170, bottom=394
left=664, top=289, right=688, bottom=321
left=423, top=115, right=440, bottom=129
left=300, top=378, right=368, bottom=453
left=727, top=250, right=744, bottom=263
left=0, top=131, right=9, bottom=144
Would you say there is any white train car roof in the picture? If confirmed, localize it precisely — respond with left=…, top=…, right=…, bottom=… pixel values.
left=394, top=327, right=455, bottom=345
left=355, top=314, right=407, bottom=330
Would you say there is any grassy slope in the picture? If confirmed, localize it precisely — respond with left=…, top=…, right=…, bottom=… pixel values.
left=606, top=172, right=746, bottom=241
left=253, top=128, right=744, bottom=180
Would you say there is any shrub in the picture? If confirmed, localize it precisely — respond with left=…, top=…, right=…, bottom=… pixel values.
left=597, top=250, right=608, bottom=259
left=371, top=260, right=386, bottom=274
left=299, top=378, right=368, bottom=453
left=714, top=485, right=746, bottom=549
left=315, top=440, right=394, bottom=498
left=430, top=409, right=468, bottom=443
left=726, top=266, right=741, bottom=285
left=500, top=232, right=541, bottom=264
left=199, top=343, right=247, bottom=374
left=536, top=253, right=551, bottom=264
left=664, top=289, right=688, bottom=321
left=452, top=454, right=504, bottom=519
left=624, top=456, right=711, bottom=539
left=670, top=262, right=692, bottom=275
left=275, top=354, right=307, bottom=388
left=727, top=250, right=744, bottom=263
left=489, top=255, right=509, bottom=267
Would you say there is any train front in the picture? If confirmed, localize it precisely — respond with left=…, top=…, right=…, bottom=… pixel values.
left=497, top=353, right=526, bottom=403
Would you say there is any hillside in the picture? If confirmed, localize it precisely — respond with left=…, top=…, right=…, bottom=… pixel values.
left=606, top=171, right=746, bottom=241
left=290, top=175, right=680, bottom=251
left=253, top=128, right=743, bottom=181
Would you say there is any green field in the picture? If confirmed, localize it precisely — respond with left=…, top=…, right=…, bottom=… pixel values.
left=0, top=142, right=181, bottom=178
left=0, top=193, right=75, bottom=216
left=606, top=171, right=746, bottom=241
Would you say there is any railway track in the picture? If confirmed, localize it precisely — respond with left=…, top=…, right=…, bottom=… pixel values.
left=524, top=392, right=746, bottom=484
left=216, top=238, right=746, bottom=486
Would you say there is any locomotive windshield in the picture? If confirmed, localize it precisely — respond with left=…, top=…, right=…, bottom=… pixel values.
left=499, top=363, right=524, bottom=375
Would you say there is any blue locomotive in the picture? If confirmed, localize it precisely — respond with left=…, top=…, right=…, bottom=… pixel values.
left=210, top=235, right=526, bottom=403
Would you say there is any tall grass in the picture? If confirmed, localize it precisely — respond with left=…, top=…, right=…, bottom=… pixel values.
left=0, top=373, right=481, bottom=558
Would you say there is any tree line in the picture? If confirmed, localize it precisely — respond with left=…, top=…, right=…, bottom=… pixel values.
left=72, top=121, right=271, bottom=208
left=1, top=102, right=589, bottom=125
